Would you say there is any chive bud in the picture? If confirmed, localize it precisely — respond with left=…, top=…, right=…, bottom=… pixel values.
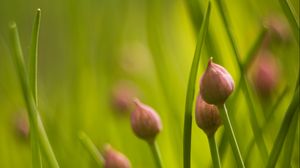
left=103, top=145, right=131, bottom=168
left=111, top=81, right=138, bottom=114
left=251, top=51, right=279, bottom=97
left=200, top=58, right=234, bottom=105
left=195, top=95, right=221, bottom=137
left=131, top=99, right=162, bottom=143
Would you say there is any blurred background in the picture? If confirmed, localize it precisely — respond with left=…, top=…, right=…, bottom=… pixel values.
left=0, top=0, right=299, bottom=167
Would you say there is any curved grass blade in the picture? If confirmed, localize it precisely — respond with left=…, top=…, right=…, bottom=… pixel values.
left=29, top=9, right=42, bottom=168
left=78, top=132, right=104, bottom=167
left=266, top=86, right=299, bottom=168
left=9, top=22, right=59, bottom=168
left=279, top=0, right=299, bottom=44
left=183, top=2, right=211, bottom=168
left=281, top=110, right=298, bottom=168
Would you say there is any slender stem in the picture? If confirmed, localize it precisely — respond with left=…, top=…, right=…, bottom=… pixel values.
left=183, top=2, right=211, bottom=168
left=266, top=87, right=299, bottom=168
left=208, top=135, right=222, bottom=168
left=149, top=141, right=163, bottom=168
left=218, top=104, right=245, bottom=168
left=215, top=0, right=269, bottom=161
left=29, top=8, right=42, bottom=168
left=279, top=0, right=299, bottom=44
left=9, top=22, right=59, bottom=168
left=29, top=8, right=41, bottom=105
left=78, top=132, right=104, bottom=167
left=281, top=109, right=298, bottom=168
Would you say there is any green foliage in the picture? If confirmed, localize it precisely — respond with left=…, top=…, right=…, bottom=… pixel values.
left=0, top=0, right=298, bottom=167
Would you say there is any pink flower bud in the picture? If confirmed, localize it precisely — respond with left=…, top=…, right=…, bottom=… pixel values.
left=131, top=99, right=162, bottom=143
left=195, top=95, right=221, bottom=137
left=111, top=81, right=138, bottom=114
left=103, top=145, right=131, bottom=168
left=251, top=51, right=280, bottom=97
left=200, top=59, right=235, bottom=105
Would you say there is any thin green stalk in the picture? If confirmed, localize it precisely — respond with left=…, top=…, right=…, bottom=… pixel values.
left=29, top=9, right=42, bottom=168
left=218, top=104, right=245, bottom=168
left=208, top=135, right=222, bottom=168
left=244, top=86, right=289, bottom=165
left=78, top=132, right=104, bottom=167
left=183, top=2, right=211, bottom=168
left=281, top=109, right=298, bottom=168
left=266, top=87, right=300, bottom=168
left=279, top=0, right=299, bottom=44
left=149, top=141, right=163, bottom=168
left=29, top=8, right=41, bottom=104
left=218, top=28, right=267, bottom=163
left=9, top=23, right=59, bottom=168
left=215, top=0, right=269, bottom=161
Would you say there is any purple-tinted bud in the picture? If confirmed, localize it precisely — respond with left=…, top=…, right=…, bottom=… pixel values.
left=200, top=59, right=235, bottom=105
left=13, top=111, right=29, bottom=140
left=195, top=95, right=222, bottom=137
left=111, top=81, right=138, bottom=114
left=103, top=145, right=131, bottom=168
left=130, top=99, right=162, bottom=143
left=251, top=51, right=280, bottom=97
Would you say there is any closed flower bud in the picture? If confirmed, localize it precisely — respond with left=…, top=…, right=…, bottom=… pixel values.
left=131, top=99, right=162, bottom=143
left=200, top=59, right=235, bottom=105
left=103, top=145, right=131, bottom=168
left=195, top=95, right=221, bottom=137
left=251, top=51, right=280, bottom=97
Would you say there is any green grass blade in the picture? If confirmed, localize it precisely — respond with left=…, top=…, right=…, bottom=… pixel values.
left=281, top=109, right=298, bottom=168
left=29, top=8, right=41, bottom=105
left=29, top=8, right=42, bottom=168
left=266, top=86, right=299, bottom=168
left=183, top=2, right=211, bottom=168
left=9, top=23, right=59, bottom=168
left=243, top=27, right=268, bottom=70
left=78, top=132, right=104, bottom=167
left=279, top=0, right=299, bottom=44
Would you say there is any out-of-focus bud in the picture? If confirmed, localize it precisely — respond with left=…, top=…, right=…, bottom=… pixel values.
left=13, top=111, right=29, bottom=140
left=103, top=145, right=131, bottom=168
left=251, top=50, right=280, bottom=97
left=111, top=81, right=138, bottom=114
left=130, top=99, right=162, bottom=143
left=264, top=16, right=290, bottom=43
left=195, top=95, right=222, bottom=137
left=200, top=58, right=235, bottom=105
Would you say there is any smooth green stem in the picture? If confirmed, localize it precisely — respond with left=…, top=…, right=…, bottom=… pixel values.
left=281, top=109, right=298, bottom=168
left=183, top=2, right=211, bottom=168
left=29, top=8, right=41, bottom=105
left=29, top=8, right=42, bottom=168
left=149, top=141, right=163, bottom=168
left=266, top=87, right=299, bottom=168
left=279, top=0, right=299, bottom=44
left=9, top=23, right=59, bottom=168
left=215, top=0, right=269, bottom=161
left=218, top=104, right=245, bottom=168
left=78, top=132, right=104, bottom=167
left=208, top=135, right=222, bottom=168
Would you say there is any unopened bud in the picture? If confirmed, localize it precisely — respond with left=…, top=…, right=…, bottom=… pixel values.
left=131, top=99, right=162, bottom=143
left=111, top=81, right=138, bottom=114
left=200, top=58, right=235, bottom=105
left=103, top=145, right=131, bottom=168
left=251, top=51, right=280, bottom=97
left=195, top=95, right=221, bottom=137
